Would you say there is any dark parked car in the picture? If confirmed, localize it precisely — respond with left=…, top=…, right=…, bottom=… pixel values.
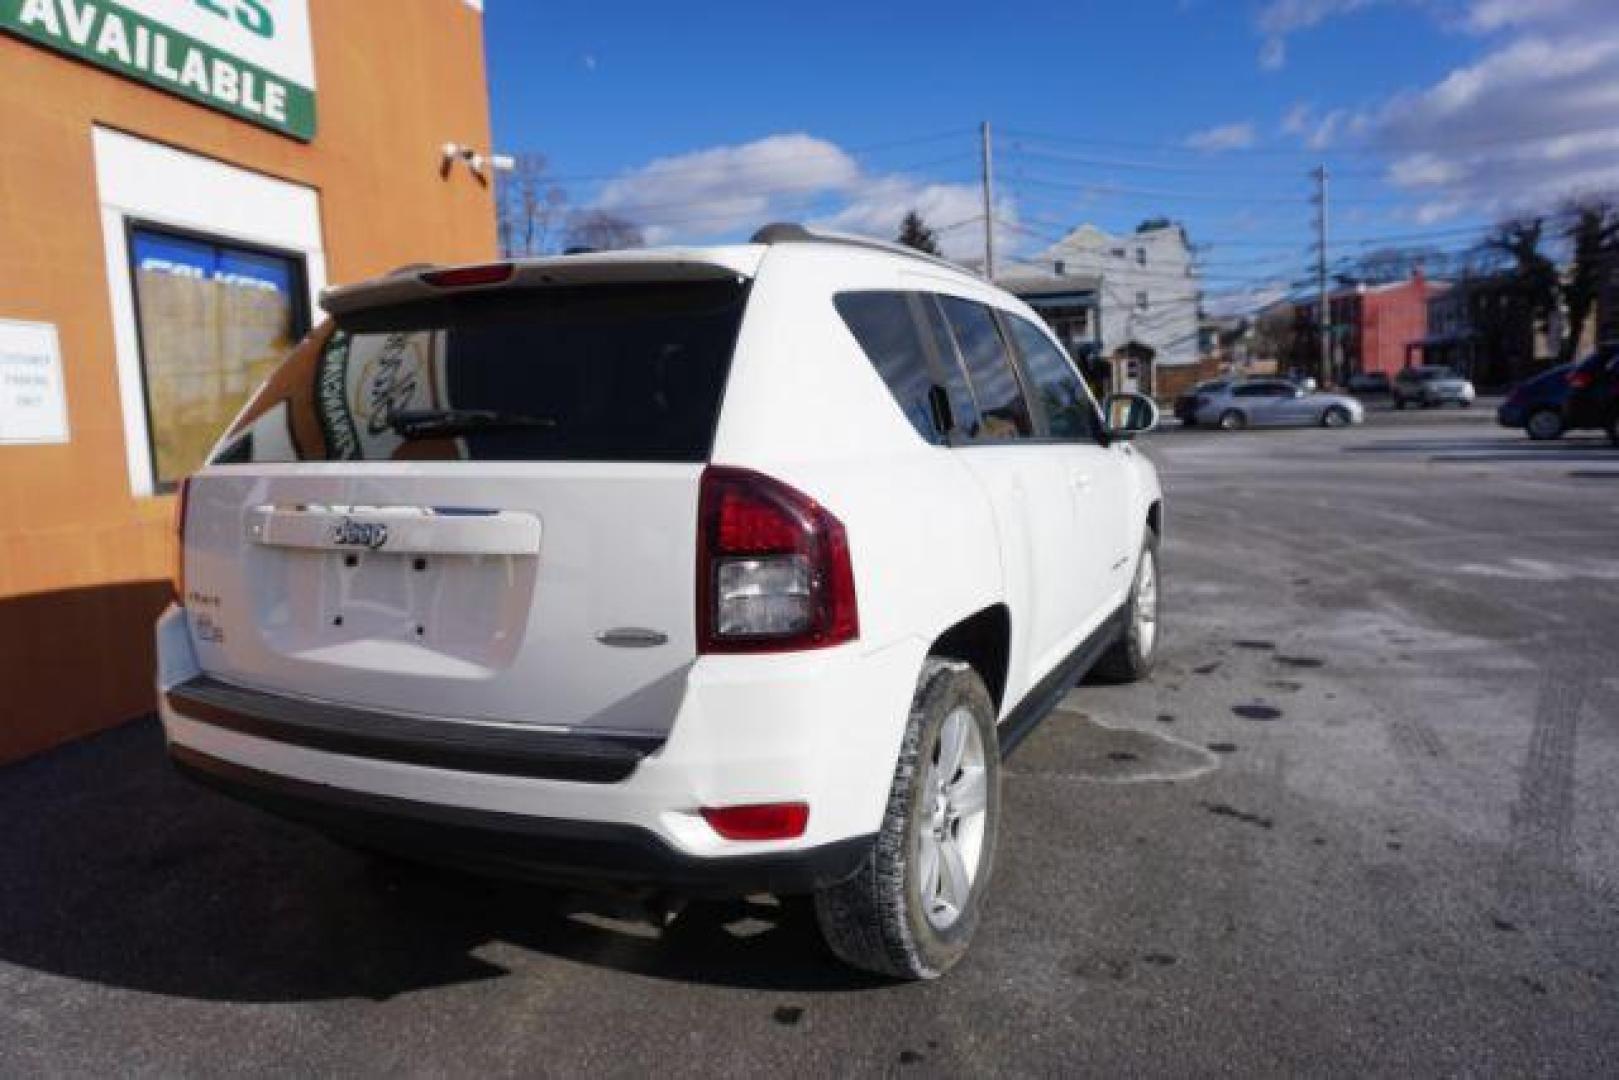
left=1562, top=346, right=1619, bottom=445
left=1497, top=363, right=1573, bottom=440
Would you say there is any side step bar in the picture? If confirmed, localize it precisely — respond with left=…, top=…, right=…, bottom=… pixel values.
left=165, top=675, right=662, bottom=782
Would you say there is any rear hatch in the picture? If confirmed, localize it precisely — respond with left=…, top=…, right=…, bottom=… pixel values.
left=181, top=253, right=758, bottom=736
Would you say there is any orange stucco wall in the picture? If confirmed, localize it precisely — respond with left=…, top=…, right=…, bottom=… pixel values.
left=0, top=0, right=497, bottom=763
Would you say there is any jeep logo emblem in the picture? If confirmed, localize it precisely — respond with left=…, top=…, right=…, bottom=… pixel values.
left=331, top=518, right=389, bottom=550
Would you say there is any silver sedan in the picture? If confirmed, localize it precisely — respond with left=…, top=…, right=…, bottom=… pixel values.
left=1191, top=379, right=1365, bottom=430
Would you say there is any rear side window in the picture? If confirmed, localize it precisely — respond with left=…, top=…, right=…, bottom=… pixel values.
left=935, top=296, right=1033, bottom=440
left=915, top=294, right=982, bottom=439
left=1005, top=315, right=1103, bottom=441
left=834, top=292, right=943, bottom=445
left=211, top=280, right=748, bottom=464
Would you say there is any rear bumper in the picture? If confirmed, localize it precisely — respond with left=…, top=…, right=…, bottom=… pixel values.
left=171, top=744, right=871, bottom=895
left=154, top=604, right=923, bottom=892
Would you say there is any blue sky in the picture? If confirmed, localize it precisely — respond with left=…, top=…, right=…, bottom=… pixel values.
left=485, top=0, right=1619, bottom=304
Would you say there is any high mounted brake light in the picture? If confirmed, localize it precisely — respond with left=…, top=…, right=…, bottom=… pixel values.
left=696, top=467, right=858, bottom=654
left=420, top=263, right=514, bottom=288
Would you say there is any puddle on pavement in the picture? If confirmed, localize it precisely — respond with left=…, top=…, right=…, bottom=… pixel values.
left=1009, top=708, right=1220, bottom=783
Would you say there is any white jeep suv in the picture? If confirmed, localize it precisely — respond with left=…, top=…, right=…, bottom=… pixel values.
left=156, top=224, right=1164, bottom=979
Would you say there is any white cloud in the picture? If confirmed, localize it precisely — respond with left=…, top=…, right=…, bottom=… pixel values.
left=1184, top=122, right=1258, bottom=152
left=593, top=134, right=862, bottom=243
left=1279, top=102, right=1365, bottom=150
left=1254, top=0, right=1382, bottom=68
left=1464, top=0, right=1599, bottom=33
left=584, top=134, right=1011, bottom=261
left=813, top=177, right=1013, bottom=262
left=1374, top=8, right=1619, bottom=215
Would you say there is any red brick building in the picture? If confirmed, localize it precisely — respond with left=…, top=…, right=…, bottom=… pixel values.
left=1292, top=272, right=1440, bottom=383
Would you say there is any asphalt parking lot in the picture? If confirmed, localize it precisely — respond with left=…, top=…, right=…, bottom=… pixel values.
left=3, top=403, right=1617, bottom=1077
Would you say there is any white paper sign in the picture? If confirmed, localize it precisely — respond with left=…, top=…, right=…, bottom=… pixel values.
left=0, top=319, right=70, bottom=445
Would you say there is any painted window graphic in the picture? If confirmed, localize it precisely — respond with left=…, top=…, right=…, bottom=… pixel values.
left=128, top=224, right=306, bottom=488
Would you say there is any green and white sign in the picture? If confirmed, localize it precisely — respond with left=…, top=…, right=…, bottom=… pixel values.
left=3, top=0, right=316, bottom=140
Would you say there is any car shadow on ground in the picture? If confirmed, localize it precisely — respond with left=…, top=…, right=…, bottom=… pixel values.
left=1341, top=434, right=1619, bottom=465
left=0, top=720, right=887, bottom=1003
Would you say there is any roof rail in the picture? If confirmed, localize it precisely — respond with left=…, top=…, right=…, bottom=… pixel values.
left=750, top=222, right=972, bottom=276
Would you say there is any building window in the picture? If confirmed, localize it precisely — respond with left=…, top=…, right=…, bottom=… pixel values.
left=1135, top=247, right=1146, bottom=266
left=1136, top=290, right=1149, bottom=311
left=126, top=223, right=309, bottom=489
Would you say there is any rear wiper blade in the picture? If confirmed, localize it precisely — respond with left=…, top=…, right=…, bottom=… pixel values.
left=389, top=408, right=557, bottom=439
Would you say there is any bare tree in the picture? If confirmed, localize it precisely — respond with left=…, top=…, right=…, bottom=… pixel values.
left=496, top=153, right=568, bottom=257
left=1487, top=217, right=1560, bottom=338
left=1558, top=195, right=1619, bottom=361
left=564, top=209, right=645, bottom=251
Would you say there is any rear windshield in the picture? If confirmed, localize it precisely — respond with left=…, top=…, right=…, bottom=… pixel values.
left=211, top=280, right=749, bottom=465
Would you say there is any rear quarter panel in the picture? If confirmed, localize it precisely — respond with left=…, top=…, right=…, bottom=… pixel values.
left=710, top=246, right=1005, bottom=665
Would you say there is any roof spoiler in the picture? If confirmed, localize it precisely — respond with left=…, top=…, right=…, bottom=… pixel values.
left=319, top=251, right=757, bottom=318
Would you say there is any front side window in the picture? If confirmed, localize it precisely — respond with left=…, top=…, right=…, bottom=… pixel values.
left=834, top=292, right=943, bottom=444
left=212, top=280, right=747, bottom=464
left=1006, top=315, right=1103, bottom=441
left=127, top=224, right=307, bottom=488
left=935, top=295, right=1032, bottom=440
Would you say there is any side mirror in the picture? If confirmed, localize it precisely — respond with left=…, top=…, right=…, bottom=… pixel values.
left=1104, top=392, right=1158, bottom=440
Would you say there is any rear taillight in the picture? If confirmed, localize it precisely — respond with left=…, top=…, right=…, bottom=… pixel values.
left=420, top=262, right=514, bottom=288
left=174, top=476, right=191, bottom=603
left=701, top=802, right=810, bottom=841
left=1569, top=370, right=1594, bottom=390
left=696, top=466, right=858, bottom=653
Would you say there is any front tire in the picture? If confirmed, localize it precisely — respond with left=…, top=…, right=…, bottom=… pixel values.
left=1607, top=415, right=1619, bottom=447
left=1219, top=409, right=1247, bottom=431
left=814, top=659, right=1000, bottom=980
left=1526, top=408, right=1564, bottom=441
left=1394, top=396, right=1407, bottom=411
left=1321, top=405, right=1351, bottom=428
left=1092, top=529, right=1161, bottom=684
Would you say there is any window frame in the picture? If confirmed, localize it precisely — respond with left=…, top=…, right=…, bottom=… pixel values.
left=123, top=217, right=312, bottom=492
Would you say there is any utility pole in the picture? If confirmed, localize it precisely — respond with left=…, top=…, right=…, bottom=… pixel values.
left=980, top=121, right=995, bottom=281
left=1312, top=164, right=1330, bottom=385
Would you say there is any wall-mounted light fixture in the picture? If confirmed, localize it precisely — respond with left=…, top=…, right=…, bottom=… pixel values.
left=440, top=142, right=506, bottom=183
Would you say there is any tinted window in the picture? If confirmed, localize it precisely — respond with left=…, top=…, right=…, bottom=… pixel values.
left=834, top=292, right=942, bottom=444
left=1006, top=315, right=1102, bottom=440
left=914, top=294, right=981, bottom=438
left=1234, top=383, right=1290, bottom=398
left=935, top=296, right=1032, bottom=440
left=212, top=280, right=747, bottom=464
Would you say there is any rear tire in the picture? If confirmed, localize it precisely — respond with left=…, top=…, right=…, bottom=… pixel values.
left=1219, top=409, right=1246, bottom=431
left=814, top=659, right=1000, bottom=980
left=1092, top=529, right=1161, bottom=684
left=1321, top=405, right=1350, bottom=428
left=1607, top=416, right=1619, bottom=447
left=1394, top=396, right=1407, bottom=411
left=1526, top=408, right=1564, bottom=441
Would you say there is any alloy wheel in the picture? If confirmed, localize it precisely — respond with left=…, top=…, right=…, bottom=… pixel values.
left=916, top=707, right=989, bottom=931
